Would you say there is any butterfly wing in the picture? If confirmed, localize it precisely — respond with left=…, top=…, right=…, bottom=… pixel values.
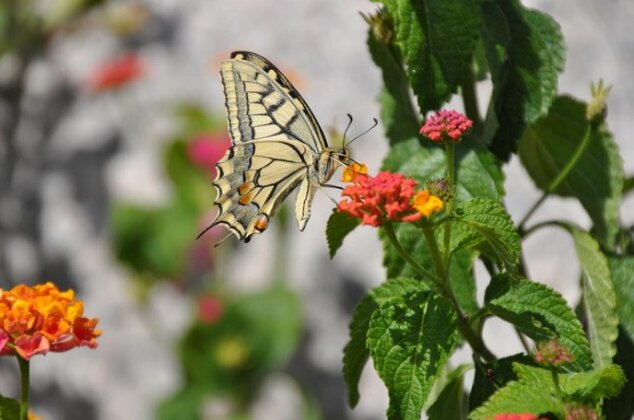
left=207, top=52, right=327, bottom=242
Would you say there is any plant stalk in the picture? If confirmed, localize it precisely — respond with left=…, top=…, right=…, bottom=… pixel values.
left=18, top=356, right=29, bottom=420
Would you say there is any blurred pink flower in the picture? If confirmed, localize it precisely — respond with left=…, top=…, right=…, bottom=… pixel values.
left=87, top=53, right=144, bottom=93
left=187, top=133, right=231, bottom=172
left=197, top=295, right=224, bottom=324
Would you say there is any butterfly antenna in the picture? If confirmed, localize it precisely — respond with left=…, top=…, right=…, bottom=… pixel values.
left=347, top=118, right=378, bottom=147
left=318, top=185, right=341, bottom=206
left=342, top=113, right=354, bottom=148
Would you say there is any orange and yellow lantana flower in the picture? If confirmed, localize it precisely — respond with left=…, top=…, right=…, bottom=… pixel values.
left=0, top=282, right=101, bottom=360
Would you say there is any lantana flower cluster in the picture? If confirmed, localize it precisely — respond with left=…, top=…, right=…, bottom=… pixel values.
left=337, top=167, right=443, bottom=226
left=0, top=283, right=101, bottom=360
left=420, top=109, right=473, bottom=142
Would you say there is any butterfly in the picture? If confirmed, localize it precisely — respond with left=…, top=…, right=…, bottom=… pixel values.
left=200, top=51, right=353, bottom=243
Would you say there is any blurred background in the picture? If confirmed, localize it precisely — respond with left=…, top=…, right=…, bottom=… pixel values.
left=0, top=0, right=633, bottom=419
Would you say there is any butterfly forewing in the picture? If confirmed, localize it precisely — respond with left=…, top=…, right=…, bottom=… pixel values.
left=207, top=51, right=343, bottom=242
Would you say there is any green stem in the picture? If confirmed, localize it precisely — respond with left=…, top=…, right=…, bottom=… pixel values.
left=550, top=368, right=564, bottom=403
left=18, top=356, right=29, bottom=420
left=421, top=223, right=445, bottom=279
left=442, top=141, right=456, bottom=265
left=518, top=126, right=593, bottom=232
left=382, top=222, right=442, bottom=286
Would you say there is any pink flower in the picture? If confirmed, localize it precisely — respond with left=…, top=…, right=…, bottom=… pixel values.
left=493, top=414, right=545, bottom=420
left=197, top=295, right=224, bottom=324
left=87, top=53, right=144, bottom=92
left=187, top=134, right=231, bottom=173
left=420, top=110, right=473, bottom=142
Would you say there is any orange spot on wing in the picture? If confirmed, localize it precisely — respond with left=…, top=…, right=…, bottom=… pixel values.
left=239, top=191, right=254, bottom=205
left=254, top=215, right=269, bottom=231
left=238, top=182, right=254, bottom=195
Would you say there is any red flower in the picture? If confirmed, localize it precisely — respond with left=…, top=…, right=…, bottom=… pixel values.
left=420, top=110, right=473, bottom=142
left=186, top=133, right=231, bottom=172
left=87, top=53, right=144, bottom=92
left=338, top=171, right=439, bottom=226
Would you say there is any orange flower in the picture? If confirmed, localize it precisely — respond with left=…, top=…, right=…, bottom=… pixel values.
left=412, top=190, right=443, bottom=217
left=0, top=283, right=101, bottom=360
left=87, top=53, right=144, bottom=93
left=341, top=162, right=368, bottom=182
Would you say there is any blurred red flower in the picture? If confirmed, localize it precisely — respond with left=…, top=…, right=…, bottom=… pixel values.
left=197, top=295, right=224, bottom=325
left=87, top=52, right=144, bottom=93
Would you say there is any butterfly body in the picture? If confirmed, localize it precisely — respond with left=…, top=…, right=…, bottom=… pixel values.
left=208, top=51, right=349, bottom=242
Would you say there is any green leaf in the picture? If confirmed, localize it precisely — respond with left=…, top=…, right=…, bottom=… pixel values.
left=383, top=139, right=505, bottom=204
left=482, top=0, right=565, bottom=160
left=519, top=96, right=623, bottom=248
left=326, top=211, right=360, bottom=259
left=368, top=291, right=460, bottom=420
left=560, top=363, right=625, bottom=400
left=607, top=256, right=634, bottom=341
left=451, top=199, right=520, bottom=270
left=367, top=31, right=420, bottom=144
left=470, top=363, right=563, bottom=420
left=624, top=175, right=634, bottom=194
left=372, top=0, right=480, bottom=114
left=471, top=363, right=626, bottom=419
left=486, top=275, right=593, bottom=371
left=468, top=354, right=534, bottom=412
left=427, top=364, right=470, bottom=420
left=604, top=329, right=634, bottom=420
left=343, top=278, right=426, bottom=407
left=448, top=249, right=479, bottom=317
left=0, top=395, right=20, bottom=420
left=568, top=227, right=618, bottom=367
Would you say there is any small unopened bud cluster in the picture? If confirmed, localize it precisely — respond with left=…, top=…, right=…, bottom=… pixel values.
left=586, top=79, right=611, bottom=124
left=564, top=404, right=598, bottom=420
left=360, top=8, right=394, bottom=44
left=426, top=178, right=452, bottom=202
left=534, top=340, right=574, bottom=367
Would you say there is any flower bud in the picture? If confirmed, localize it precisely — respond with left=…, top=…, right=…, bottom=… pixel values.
left=426, top=178, right=452, bottom=202
left=360, top=9, right=394, bottom=44
left=586, top=79, right=611, bottom=124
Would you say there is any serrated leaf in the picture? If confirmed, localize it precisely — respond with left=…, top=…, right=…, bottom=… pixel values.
left=468, top=354, right=534, bottom=412
left=343, top=277, right=426, bottom=407
left=604, top=329, right=634, bottom=420
left=486, top=275, right=593, bottom=371
left=368, top=291, right=460, bottom=420
left=372, top=0, right=480, bottom=114
left=427, top=364, right=470, bottom=420
left=326, top=211, right=360, bottom=259
left=471, top=362, right=626, bottom=419
left=560, top=363, right=625, bottom=400
left=451, top=199, right=520, bottom=270
left=568, top=227, right=618, bottom=367
left=0, top=395, right=20, bottom=420
left=482, top=0, right=565, bottom=160
left=607, top=256, right=634, bottom=341
left=367, top=32, right=419, bottom=144
left=470, top=363, right=563, bottom=420
left=519, top=96, right=624, bottom=248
